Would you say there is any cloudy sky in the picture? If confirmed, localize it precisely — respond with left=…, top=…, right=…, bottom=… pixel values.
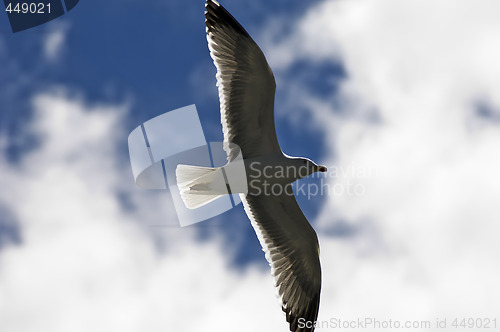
left=1, top=0, right=500, bottom=331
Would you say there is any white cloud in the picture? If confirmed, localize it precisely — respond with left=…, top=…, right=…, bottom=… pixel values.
left=43, top=24, right=68, bottom=62
left=0, top=91, right=287, bottom=332
left=263, top=0, right=500, bottom=328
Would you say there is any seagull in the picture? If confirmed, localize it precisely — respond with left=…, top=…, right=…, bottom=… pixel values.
left=176, top=1, right=326, bottom=331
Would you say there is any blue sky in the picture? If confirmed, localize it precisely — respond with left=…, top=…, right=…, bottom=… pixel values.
left=1, top=1, right=500, bottom=331
left=0, top=0, right=338, bottom=264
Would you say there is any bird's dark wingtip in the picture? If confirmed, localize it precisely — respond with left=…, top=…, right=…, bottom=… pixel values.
left=283, top=292, right=321, bottom=332
left=204, top=0, right=250, bottom=37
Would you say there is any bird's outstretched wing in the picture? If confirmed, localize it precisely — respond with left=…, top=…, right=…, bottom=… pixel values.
left=205, top=0, right=281, bottom=161
left=242, top=190, right=321, bottom=332
left=205, top=2, right=321, bottom=331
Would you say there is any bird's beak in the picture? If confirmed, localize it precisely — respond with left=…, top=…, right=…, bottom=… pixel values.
left=317, top=165, right=327, bottom=173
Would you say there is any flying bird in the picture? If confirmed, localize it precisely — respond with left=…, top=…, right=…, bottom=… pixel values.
left=176, top=1, right=326, bottom=331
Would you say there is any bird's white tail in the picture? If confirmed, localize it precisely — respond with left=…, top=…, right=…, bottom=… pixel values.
left=175, top=164, right=228, bottom=209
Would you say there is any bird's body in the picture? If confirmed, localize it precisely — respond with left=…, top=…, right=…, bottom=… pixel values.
left=243, top=155, right=325, bottom=194
left=176, top=1, right=326, bottom=331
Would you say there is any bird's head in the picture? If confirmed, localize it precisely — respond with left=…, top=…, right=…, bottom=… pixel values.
left=294, top=157, right=327, bottom=179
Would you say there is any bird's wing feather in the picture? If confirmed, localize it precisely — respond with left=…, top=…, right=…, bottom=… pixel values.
left=242, top=190, right=321, bottom=332
left=205, top=0, right=281, bottom=161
